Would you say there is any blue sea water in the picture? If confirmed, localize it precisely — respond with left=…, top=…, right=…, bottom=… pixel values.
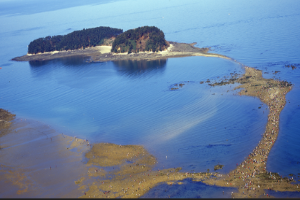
left=141, top=178, right=238, bottom=198
left=0, top=0, right=300, bottom=198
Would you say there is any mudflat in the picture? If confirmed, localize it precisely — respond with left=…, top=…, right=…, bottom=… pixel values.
left=0, top=114, right=91, bottom=198
left=0, top=113, right=213, bottom=198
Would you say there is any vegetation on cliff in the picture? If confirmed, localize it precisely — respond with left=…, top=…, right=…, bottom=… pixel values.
left=111, top=26, right=169, bottom=53
left=28, top=26, right=123, bottom=54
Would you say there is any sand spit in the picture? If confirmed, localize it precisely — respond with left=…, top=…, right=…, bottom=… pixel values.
left=198, top=67, right=298, bottom=198
left=12, top=46, right=109, bottom=62
left=12, top=42, right=230, bottom=62
left=89, top=42, right=230, bottom=62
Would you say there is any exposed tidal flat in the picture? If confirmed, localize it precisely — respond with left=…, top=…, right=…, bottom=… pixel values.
left=1, top=57, right=299, bottom=198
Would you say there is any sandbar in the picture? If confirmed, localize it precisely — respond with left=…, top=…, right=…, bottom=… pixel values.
left=199, top=66, right=297, bottom=198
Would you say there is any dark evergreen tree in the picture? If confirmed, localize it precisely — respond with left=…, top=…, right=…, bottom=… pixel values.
left=28, top=26, right=123, bottom=54
left=111, top=26, right=168, bottom=53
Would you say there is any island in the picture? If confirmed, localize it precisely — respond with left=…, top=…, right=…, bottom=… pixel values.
left=4, top=25, right=299, bottom=198
left=12, top=26, right=230, bottom=62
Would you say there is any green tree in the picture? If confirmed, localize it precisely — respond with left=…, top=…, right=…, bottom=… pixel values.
left=28, top=26, right=123, bottom=54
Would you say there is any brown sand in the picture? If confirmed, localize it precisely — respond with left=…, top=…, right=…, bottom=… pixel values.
left=77, top=143, right=213, bottom=198
left=89, top=42, right=231, bottom=62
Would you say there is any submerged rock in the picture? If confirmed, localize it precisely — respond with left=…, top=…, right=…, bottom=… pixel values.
left=214, top=164, right=224, bottom=171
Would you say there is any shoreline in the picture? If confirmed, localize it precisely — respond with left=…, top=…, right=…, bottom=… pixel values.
left=200, top=66, right=298, bottom=198
left=11, top=42, right=231, bottom=63
left=3, top=54, right=300, bottom=198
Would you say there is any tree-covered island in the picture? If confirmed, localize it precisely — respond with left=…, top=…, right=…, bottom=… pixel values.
left=13, top=25, right=222, bottom=62
left=28, top=26, right=123, bottom=54
left=27, top=26, right=169, bottom=55
left=111, top=26, right=169, bottom=53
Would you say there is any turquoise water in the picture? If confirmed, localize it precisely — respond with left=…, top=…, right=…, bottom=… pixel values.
left=1, top=0, right=300, bottom=198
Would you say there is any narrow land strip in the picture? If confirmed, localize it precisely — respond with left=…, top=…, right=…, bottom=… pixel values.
left=201, top=66, right=297, bottom=198
left=12, top=42, right=231, bottom=62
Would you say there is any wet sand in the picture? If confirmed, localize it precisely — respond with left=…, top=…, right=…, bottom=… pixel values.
left=12, top=42, right=230, bottom=62
left=0, top=115, right=91, bottom=198
left=76, top=143, right=212, bottom=198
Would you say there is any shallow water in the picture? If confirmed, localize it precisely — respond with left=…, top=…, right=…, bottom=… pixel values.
left=0, top=118, right=88, bottom=198
left=0, top=55, right=267, bottom=175
left=266, top=189, right=300, bottom=198
left=141, top=178, right=238, bottom=198
left=1, top=0, right=300, bottom=197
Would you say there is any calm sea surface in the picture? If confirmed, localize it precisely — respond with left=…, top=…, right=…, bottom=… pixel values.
left=1, top=0, right=300, bottom=198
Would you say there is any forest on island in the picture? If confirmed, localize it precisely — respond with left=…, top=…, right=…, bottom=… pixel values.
left=28, top=26, right=123, bottom=54
left=111, top=26, right=169, bottom=53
